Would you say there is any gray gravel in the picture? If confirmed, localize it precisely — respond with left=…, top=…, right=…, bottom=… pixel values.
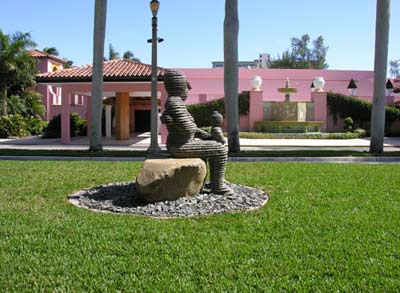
left=68, top=181, right=268, bottom=218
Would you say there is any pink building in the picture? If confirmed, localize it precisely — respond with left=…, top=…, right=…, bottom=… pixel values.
left=35, top=58, right=399, bottom=144
left=29, top=49, right=86, bottom=121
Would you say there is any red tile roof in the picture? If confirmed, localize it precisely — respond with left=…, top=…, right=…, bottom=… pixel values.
left=28, top=49, right=66, bottom=64
left=36, top=59, right=166, bottom=83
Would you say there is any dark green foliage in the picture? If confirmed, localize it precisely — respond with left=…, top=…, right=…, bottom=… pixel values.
left=0, top=114, right=27, bottom=137
left=25, top=116, right=46, bottom=135
left=327, top=92, right=400, bottom=132
left=42, top=113, right=86, bottom=138
left=187, top=91, right=250, bottom=127
left=343, top=117, right=354, bottom=132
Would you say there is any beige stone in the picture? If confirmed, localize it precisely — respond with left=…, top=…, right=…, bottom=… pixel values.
left=136, top=158, right=207, bottom=203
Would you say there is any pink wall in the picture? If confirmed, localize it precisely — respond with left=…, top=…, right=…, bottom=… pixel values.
left=175, top=68, right=376, bottom=104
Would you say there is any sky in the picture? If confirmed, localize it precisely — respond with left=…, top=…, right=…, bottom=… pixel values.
left=0, top=0, right=399, bottom=71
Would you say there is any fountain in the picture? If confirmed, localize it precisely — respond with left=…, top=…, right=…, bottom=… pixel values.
left=256, top=78, right=323, bottom=133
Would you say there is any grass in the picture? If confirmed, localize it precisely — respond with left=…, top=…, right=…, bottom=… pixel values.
left=1, top=161, right=400, bottom=291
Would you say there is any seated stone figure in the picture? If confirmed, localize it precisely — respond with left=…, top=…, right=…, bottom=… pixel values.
left=210, top=111, right=226, bottom=145
left=161, top=71, right=232, bottom=194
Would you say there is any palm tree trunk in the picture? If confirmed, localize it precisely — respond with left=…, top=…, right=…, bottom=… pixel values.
left=89, top=0, right=107, bottom=152
left=1, top=83, right=7, bottom=116
left=224, top=0, right=240, bottom=153
left=370, top=0, right=390, bottom=154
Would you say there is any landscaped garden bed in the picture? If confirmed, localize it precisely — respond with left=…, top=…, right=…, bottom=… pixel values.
left=0, top=161, right=399, bottom=291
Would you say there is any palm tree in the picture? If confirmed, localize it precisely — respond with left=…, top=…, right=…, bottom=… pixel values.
left=0, top=30, right=36, bottom=116
left=108, top=43, right=119, bottom=60
left=370, top=0, right=390, bottom=154
left=224, top=0, right=240, bottom=153
left=42, top=47, right=59, bottom=56
left=90, top=0, right=107, bottom=152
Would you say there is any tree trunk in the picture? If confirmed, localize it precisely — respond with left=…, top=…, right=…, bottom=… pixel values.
left=224, top=0, right=240, bottom=153
left=1, top=83, right=7, bottom=116
left=89, top=0, right=107, bottom=152
left=370, top=0, right=390, bottom=154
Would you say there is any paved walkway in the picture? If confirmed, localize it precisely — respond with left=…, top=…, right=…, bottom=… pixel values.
left=1, top=155, right=399, bottom=163
left=1, top=133, right=400, bottom=152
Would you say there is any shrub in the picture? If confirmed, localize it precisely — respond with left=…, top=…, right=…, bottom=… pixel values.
left=343, top=117, right=354, bottom=132
left=43, top=113, right=87, bottom=138
left=25, top=116, right=46, bottom=135
left=187, top=91, right=250, bottom=127
left=327, top=92, right=400, bottom=132
left=0, top=114, right=28, bottom=138
left=353, top=128, right=366, bottom=138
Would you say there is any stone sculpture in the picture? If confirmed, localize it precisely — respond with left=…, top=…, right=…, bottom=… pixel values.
left=161, top=71, right=232, bottom=195
left=210, top=111, right=226, bottom=145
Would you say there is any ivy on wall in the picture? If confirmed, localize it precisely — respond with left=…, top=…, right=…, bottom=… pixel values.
left=327, top=92, right=400, bottom=131
left=187, top=91, right=250, bottom=127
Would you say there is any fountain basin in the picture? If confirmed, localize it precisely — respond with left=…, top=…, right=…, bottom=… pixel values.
left=255, top=121, right=324, bottom=133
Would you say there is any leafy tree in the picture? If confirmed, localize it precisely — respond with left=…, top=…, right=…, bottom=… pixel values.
left=0, top=30, right=37, bottom=115
left=389, top=59, right=400, bottom=78
left=42, top=46, right=59, bottom=56
left=123, top=50, right=140, bottom=62
left=269, top=34, right=329, bottom=69
left=63, top=59, right=74, bottom=68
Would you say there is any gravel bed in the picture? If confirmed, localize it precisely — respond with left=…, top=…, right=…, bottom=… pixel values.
left=68, top=182, right=268, bottom=218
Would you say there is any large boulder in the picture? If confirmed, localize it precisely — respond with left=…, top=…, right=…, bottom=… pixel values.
left=136, top=158, right=207, bottom=203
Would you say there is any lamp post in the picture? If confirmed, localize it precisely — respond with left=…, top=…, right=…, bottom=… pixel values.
left=147, top=0, right=162, bottom=154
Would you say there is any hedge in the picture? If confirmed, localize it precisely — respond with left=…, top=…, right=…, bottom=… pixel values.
left=0, top=115, right=45, bottom=138
left=327, top=92, right=400, bottom=131
left=187, top=91, right=250, bottom=127
left=42, top=113, right=87, bottom=138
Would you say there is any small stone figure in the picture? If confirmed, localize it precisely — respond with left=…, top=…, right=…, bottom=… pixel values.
left=161, top=71, right=232, bottom=195
left=210, top=111, right=226, bottom=145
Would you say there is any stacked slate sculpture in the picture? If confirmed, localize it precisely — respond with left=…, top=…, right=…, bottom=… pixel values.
left=161, top=71, right=232, bottom=195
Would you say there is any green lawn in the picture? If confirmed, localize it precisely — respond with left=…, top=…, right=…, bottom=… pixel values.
left=0, top=161, right=399, bottom=291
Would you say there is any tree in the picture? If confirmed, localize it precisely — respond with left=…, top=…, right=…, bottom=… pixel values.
left=90, top=0, right=107, bottom=152
left=42, top=46, right=59, bottom=56
left=389, top=59, right=399, bottom=78
left=123, top=50, right=140, bottom=62
left=370, top=0, right=390, bottom=154
left=0, top=30, right=37, bottom=116
left=269, top=34, right=329, bottom=69
left=63, top=59, right=74, bottom=68
left=224, top=0, right=240, bottom=153
left=108, top=43, right=119, bottom=60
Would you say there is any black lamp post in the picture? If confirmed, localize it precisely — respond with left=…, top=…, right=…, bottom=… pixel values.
left=147, top=0, right=162, bottom=154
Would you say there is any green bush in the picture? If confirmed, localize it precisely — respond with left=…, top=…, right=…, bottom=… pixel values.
left=187, top=91, right=250, bottom=127
left=343, top=117, right=354, bottom=132
left=0, top=114, right=28, bottom=138
left=43, top=113, right=87, bottom=138
left=25, top=116, right=46, bottom=135
left=327, top=92, right=400, bottom=132
left=353, top=128, right=366, bottom=138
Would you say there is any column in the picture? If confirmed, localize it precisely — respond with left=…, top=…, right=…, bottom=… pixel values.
left=105, top=104, right=112, bottom=138
left=312, top=91, right=327, bottom=132
left=249, top=90, right=264, bottom=132
left=115, top=92, right=130, bottom=140
left=61, top=89, right=71, bottom=144
left=86, top=96, right=92, bottom=139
